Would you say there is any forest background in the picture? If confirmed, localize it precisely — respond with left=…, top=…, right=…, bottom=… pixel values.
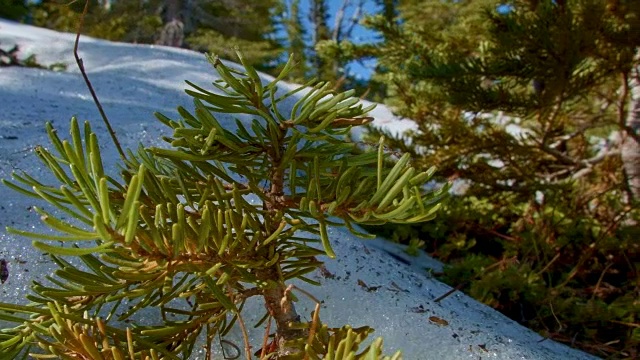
left=2, top=0, right=639, bottom=358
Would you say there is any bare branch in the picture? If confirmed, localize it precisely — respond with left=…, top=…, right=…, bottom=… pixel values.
left=237, top=287, right=262, bottom=300
left=540, top=147, right=621, bottom=181
left=434, top=257, right=518, bottom=303
left=260, top=316, right=273, bottom=359
left=227, top=285, right=251, bottom=360
left=344, top=0, right=365, bottom=40
left=74, top=0, right=126, bottom=161
left=330, top=0, right=365, bottom=43
left=332, top=0, right=350, bottom=41
left=538, top=142, right=579, bottom=166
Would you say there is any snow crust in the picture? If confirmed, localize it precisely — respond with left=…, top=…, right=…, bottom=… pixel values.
left=0, top=19, right=597, bottom=359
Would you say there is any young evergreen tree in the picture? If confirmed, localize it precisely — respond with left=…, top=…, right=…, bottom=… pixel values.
left=0, top=53, right=445, bottom=359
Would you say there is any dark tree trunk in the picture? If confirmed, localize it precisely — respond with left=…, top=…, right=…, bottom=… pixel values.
left=622, top=51, right=640, bottom=203
left=156, top=0, right=184, bottom=47
left=164, top=0, right=181, bottom=22
left=310, top=0, right=331, bottom=77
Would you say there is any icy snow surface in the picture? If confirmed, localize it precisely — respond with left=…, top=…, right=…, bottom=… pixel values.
left=0, top=19, right=597, bottom=359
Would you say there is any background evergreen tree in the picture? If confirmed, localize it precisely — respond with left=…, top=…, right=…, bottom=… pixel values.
left=32, top=0, right=163, bottom=43
left=182, top=0, right=284, bottom=70
left=309, top=0, right=332, bottom=80
left=279, top=0, right=310, bottom=83
left=328, top=0, right=640, bottom=356
left=0, top=0, right=29, bottom=21
left=22, top=1, right=379, bottom=88
left=29, top=1, right=283, bottom=70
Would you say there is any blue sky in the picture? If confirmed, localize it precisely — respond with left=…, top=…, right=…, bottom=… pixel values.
left=296, top=0, right=381, bottom=80
left=326, top=0, right=380, bottom=79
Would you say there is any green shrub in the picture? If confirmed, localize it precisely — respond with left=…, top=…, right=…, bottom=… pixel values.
left=367, top=184, right=639, bottom=358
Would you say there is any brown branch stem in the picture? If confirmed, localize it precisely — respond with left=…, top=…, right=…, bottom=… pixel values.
left=227, top=285, right=252, bottom=360
left=259, top=268, right=307, bottom=357
left=260, top=98, right=308, bottom=357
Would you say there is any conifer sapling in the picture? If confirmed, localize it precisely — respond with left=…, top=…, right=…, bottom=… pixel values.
left=0, top=52, right=447, bottom=359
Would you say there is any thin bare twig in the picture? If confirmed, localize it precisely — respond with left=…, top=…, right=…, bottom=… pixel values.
left=536, top=252, right=561, bottom=276
left=74, top=0, right=126, bottom=160
left=304, top=303, right=321, bottom=360
left=330, top=0, right=364, bottom=42
left=332, top=0, right=349, bottom=41
left=434, top=256, right=518, bottom=303
left=227, top=285, right=251, bottom=360
left=433, top=283, right=466, bottom=303
left=608, top=319, right=640, bottom=328
left=260, top=316, right=273, bottom=359
left=237, top=287, right=262, bottom=301
left=205, top=324, right=213, bottom=360
left=590, top=262, right=614, bottom=301
left=343, top=0, right=365, bottom=40
left=549, top=302, right=564, bottom=332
